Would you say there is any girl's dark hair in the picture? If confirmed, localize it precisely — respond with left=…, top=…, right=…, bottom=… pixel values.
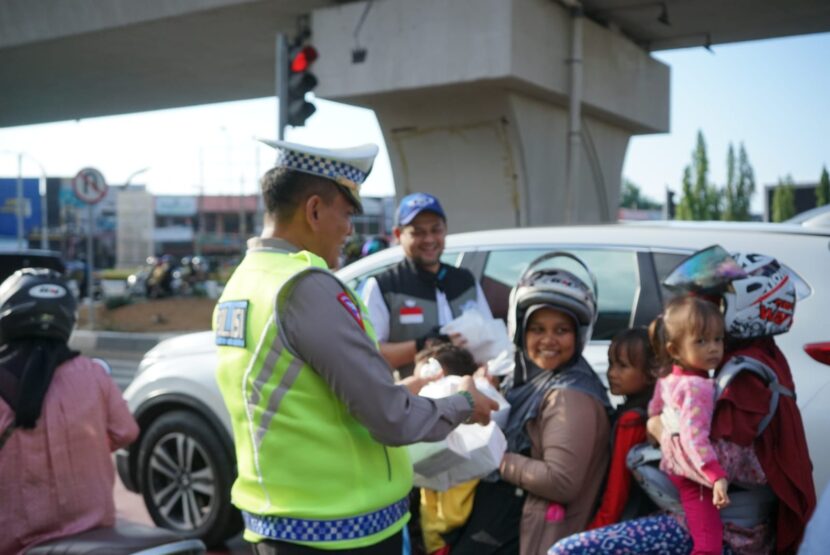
left=414, top=342, right=478, bottom=377
left=609, top=327, right=658, bottom=384
left=648, top=295, right=724, bottom=375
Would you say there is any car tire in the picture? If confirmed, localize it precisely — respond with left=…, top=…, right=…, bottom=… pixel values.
left=138, top=410, right=242, bottom=547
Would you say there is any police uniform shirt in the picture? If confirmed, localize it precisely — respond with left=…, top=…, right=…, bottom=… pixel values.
left=254, top=237, right=472, bottom=443
left=361, top=275, right=492, bottom=343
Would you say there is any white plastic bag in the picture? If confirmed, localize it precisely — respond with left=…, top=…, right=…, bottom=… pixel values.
left=486, top=349, right=516, bottom=377
left=413, top=422, right=507, bottom=491
left=411, top=376, right=510, bottom=490
left=408, top=432, right=470, bottom=478
left=419, top=376, right=510, bottom=430
left=473, top=377, right=510, bottom=430
left=439, top=308, right=514, bottom=364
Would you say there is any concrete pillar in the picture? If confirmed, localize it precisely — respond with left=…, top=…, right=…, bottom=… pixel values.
left=312, top=0, right=669, bottom=231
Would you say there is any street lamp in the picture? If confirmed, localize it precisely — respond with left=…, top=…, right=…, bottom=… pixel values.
left=125, top=166, right=150, bottom=189
left=0, top=150, right=48, bottom=250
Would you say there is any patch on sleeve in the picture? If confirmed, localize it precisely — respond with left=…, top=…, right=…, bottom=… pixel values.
left=215, top=300, right=249, bottom=347
left=337, top=292, right=365, bottom=330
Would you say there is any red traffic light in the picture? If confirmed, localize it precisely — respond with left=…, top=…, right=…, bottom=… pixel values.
left=291, top=45, right=318, bottom=73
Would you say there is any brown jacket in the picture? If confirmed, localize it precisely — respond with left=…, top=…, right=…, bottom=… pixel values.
left=500, top=388, right=611, bottom=555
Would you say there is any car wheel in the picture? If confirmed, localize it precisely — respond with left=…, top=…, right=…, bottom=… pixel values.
left=138, top=410, right=242, bottom=547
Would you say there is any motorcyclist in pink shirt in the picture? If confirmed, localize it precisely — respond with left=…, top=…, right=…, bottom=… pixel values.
left=0, top=268, right=139, bottom=555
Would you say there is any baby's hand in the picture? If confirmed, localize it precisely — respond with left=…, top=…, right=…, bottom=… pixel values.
left=712, top=478, right=730, bottom=509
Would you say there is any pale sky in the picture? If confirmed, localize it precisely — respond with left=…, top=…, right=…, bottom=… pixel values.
left=1, top=31, right=828, bottom=215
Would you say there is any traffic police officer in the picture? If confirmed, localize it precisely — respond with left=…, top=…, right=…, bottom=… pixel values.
left=213, top=140, right=496, bottom=554
left=361, top=193, right=492, bottom=377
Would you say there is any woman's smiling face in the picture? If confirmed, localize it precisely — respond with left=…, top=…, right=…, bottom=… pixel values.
left=524, top=307, right=577, bottom=372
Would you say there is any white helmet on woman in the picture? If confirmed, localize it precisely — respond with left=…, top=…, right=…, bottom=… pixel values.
left=723, top=252, right=796, bottom=339
left=508, top=252, right=598, bottom=352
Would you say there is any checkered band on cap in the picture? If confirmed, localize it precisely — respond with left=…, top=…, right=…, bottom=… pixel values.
left=278, top=149, right=367, bottom=187
left=242, top=497, right=408, bottom=543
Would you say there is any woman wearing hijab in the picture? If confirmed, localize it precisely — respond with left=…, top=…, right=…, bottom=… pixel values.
left=0, top=269, right=139, bottom=554
left=451, top=256, right=611, bottom=555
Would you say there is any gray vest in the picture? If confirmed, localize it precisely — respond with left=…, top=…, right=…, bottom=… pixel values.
left=376, top=259, right=478, bottom=376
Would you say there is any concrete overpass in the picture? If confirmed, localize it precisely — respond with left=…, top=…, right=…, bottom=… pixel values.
left=2, top=0, right=829, bottom=229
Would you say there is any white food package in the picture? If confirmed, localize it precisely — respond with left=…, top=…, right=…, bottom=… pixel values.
left=412, top=421, right=507, bottom=491
left=418, top=376, right=509, bottom=429
left=408, top=376, right=510, bottom=491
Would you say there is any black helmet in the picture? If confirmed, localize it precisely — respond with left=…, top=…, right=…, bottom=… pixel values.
left=0, top=268, right=77, bottom=344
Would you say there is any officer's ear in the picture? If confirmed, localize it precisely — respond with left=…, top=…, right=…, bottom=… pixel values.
left=304, top=194, right=324, bottom=230
left=393, top=226, right=402, bottom=242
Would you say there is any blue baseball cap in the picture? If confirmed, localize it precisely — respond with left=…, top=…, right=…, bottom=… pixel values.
left=396, top=193, right=446, bottom=226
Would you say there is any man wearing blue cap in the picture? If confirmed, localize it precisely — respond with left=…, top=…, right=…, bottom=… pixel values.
left=213, top=141, right=497, bottom=555
left=361, top=193, right=492, bottom=377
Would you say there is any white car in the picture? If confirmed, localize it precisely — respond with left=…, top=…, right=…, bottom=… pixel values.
left=117, top=221, right=830, bottom=546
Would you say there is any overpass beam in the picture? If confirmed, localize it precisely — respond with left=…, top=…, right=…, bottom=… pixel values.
left=313, top=0, right=669, bottom=231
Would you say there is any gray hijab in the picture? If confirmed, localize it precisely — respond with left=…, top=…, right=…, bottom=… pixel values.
left=501, top=304, right=611, bottom=455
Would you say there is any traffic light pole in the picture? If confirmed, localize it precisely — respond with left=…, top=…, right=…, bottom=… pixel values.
left=276, top=32, right=288, bottom=141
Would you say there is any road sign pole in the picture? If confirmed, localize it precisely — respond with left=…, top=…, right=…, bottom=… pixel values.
left=87, top=203, right=95, bottom=330
left=73, top=167, right=108, bottom=331
left=276, top=32, right=288, bottom=141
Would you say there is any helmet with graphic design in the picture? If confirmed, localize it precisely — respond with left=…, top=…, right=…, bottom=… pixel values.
left=0, top=268, right=77, bottom=344
left=722, top=252, right=796, bottom=339
left=508, top=252, right=598, bottom=353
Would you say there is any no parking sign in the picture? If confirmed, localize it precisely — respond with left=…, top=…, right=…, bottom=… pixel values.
left=72, top=167, right=108, bottom=204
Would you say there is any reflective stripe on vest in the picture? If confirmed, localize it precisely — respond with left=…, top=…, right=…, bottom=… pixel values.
left=242, top=496, right=409, bottom=543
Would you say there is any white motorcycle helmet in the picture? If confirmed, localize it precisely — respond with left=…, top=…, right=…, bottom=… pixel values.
left=723, top=252, right=796, bottom=339
left=508, top=252, right=598, bottom=353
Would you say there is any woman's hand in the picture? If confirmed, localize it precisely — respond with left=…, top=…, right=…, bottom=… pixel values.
left=712, top=478, right=730, bottom=509
left=474, top=365, right=500, bottom=388
left=646, top=415, right=663, bottom=446
left=458, top=375, right=499, bottom=425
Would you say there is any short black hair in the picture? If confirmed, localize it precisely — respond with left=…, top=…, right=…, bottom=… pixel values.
left=414, top=342, right=478, bottom=377
left=260, top=168, right=342, bottom=222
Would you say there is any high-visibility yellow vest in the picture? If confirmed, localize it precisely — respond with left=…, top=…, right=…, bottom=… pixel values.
left=214, top=248, right=412, bottom=549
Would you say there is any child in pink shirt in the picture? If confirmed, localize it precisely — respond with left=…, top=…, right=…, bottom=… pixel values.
left=648, top=296, right=730, bottom=555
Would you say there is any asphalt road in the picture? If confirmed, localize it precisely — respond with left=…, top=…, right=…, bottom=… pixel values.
left=90, top=349, right=143, bottom=391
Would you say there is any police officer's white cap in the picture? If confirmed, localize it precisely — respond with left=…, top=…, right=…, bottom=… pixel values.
left=259, top=139, right=378, bottom=210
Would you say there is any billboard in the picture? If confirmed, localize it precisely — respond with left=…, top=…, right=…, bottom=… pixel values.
left=156, top=195, right=197, bottom=216
left=0, top=178, right=42, bottom=238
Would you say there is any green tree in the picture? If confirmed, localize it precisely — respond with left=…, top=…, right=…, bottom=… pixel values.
left=722, top=143, right=755, bottom=221
left=620, top=179, right=662, bottom=210
left=772, top=175, right=796, bottom=222
left=817, top=165, right=830, bottom=207
left=676, top=130, right=721, bottom=220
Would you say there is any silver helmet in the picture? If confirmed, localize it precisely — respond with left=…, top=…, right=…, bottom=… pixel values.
left=508, top=252, right=598, bottom=352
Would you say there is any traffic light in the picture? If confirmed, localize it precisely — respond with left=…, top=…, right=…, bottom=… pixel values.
left=664, top=189, right=676, bottom=220
left=286, top=41, right=318, bottom=127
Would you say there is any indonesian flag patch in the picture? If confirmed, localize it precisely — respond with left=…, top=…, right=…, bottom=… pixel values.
left=399, top=303, right=424, bottom=325
left=337, top=292, right=365, bottom=330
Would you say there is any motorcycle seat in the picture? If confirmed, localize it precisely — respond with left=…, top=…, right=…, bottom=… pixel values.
left=25, top=519, right=206, bottom=555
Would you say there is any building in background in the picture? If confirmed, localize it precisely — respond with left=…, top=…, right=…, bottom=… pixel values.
left=764, top=181, right=821, bottom=222
left=154, top=195, right=197, bottom=257
left=2, top=175, right=393, bottom=269
left=117, top=187, right=154, bottom=268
